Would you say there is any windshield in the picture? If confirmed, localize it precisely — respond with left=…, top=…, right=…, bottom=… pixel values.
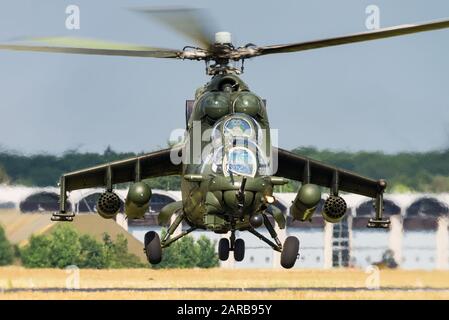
left=225, top=147, right=257, bottom=177
left=202, top=114, right=270, bottom=177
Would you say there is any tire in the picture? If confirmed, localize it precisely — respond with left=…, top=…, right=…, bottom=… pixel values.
left=218, top=238, right=230, bottom=261
left=281, top=236, right=299, bottom=269
left=144, top=231, right=162, bottom=265
left=234, top=238, right=245, bottom=262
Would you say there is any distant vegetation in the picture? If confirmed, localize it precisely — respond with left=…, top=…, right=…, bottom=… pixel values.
left=0, top=224, right=219, bottom=269
left=20, top=225, right=145, bottom=269
left=0, top=225, right=14, bottom=266
left=0, top=146, right=449, bottom=192
left=154, top=230, right=219, bottom=269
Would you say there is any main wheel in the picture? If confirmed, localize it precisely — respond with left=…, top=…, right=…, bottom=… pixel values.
left=144, top=231, right=162, bottom=265
left=218, top=238, right=230, bottom=261
left=280, top=236, right=299, bottom=269
left=234, top=238, right=245, bottom=262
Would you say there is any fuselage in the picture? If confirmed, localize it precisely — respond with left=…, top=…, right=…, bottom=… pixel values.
left=178, top=74, right=286, bottom=233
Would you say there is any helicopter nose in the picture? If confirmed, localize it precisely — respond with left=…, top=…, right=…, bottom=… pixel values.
left=215, top=31, right=232, bottom=44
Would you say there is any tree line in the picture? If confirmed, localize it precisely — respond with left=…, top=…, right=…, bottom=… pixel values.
left=0, top=224, right=219, bottom=269
left=1, top=146, right=449, bottom=192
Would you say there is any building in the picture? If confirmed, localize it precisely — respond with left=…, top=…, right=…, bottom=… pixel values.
left=0, top=184, right=447, bottom=269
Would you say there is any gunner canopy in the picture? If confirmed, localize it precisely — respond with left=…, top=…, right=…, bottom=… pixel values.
left=203, top=113, right=270, bottom=177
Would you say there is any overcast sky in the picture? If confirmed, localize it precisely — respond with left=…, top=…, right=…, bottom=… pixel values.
left=0, top=0, right=448, bottom=155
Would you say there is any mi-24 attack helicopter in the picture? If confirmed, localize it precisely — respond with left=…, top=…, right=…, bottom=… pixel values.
left=2, top=8, right=449, bottom=268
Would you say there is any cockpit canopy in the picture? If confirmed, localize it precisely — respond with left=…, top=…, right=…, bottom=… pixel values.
left=202, top=113, right=271, bottom=178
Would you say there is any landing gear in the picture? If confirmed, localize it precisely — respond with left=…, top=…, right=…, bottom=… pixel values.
left=144, top=212, right=198, bottom=266
left=218, top=238, right=230, bottom=261
left=280, top=236, right=300, bottom=269
left=247, top=213, right=301, bottom=269
left=144, top=231, right=162, bottom=265
left=234, top=238, right=245, bottom=262
left=218, top=233, right=245, bottom=262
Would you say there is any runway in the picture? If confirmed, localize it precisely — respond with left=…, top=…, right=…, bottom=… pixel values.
left=3, top=286, right=449, bottom=293
left=2, top=267, right=449, bottom=299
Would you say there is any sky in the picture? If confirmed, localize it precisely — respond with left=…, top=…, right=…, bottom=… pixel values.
left=0, top=0, right=448, bottom=155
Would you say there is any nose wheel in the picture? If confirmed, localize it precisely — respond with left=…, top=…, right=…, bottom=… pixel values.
left=234, top=238, right=245, bottom=262
left=218, top=236, right=246, bottom=262
left=218, top=238, right=230, bottom=261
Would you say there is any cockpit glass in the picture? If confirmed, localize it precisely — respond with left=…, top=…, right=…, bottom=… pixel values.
left=203, top=114, right=271, bottom=177
left=223, top=118, right=252, bottom=138
left=225, top=147, right=257, bottom=177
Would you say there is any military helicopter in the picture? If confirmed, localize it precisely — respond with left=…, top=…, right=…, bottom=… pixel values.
left=2, top=8, right=449, bottom=268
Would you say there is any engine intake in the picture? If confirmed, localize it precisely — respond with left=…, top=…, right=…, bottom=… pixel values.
left=322, top=195, right=347, bottom=223
left=97, top=191, right=121, bottom=219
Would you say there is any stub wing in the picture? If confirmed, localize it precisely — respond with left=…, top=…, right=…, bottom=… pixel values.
left=273, top=147, right=389, bottom=228
left=53, top=147, right=182, bottom=220
left=274, top=147, right=385, bottom=198
left=61, top=147, right=182, bottom=192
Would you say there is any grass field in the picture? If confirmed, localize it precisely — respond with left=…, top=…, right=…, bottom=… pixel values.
left=1, top=267, right=449, bottom=300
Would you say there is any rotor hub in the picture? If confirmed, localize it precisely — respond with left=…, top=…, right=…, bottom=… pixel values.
left=214, top=31, right=232, bottom=45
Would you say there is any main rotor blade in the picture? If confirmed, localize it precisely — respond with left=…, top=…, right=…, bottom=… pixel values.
left=131, top=6, right=217, bottom=49
left=0, top=36, right=182, bottom=58
left=253, top=18, right=449, bottom=57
